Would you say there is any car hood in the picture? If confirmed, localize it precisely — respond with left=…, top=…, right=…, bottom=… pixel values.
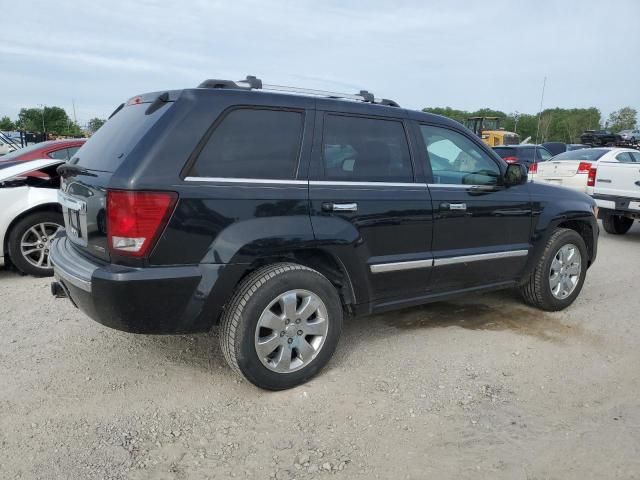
left=0, top=159, right=64, bottom=181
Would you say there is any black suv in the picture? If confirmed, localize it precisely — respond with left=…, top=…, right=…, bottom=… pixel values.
left=51, top=76, right=598, bottom=390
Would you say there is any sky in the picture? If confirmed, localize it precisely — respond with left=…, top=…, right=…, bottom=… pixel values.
left=1, top=0, right=639, bottom=126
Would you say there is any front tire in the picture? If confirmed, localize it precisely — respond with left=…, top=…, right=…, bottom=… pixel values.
left=220, top=263, right=343, bottom=390
left=519, top=228, right=588, bottom=311
left=7, top=211, right=63, bottom=277
left=602, top=213, right=633, bottom=235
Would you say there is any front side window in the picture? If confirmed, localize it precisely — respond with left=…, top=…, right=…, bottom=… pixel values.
left=321, top=115, right=413, bottom=182
left=420, top=125, right=501, bottom=185
left=191, top=109, right=304, bottom=179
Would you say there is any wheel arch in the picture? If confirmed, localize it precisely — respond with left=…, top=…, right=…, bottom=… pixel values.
left=556, top=219, right=595, bottom=266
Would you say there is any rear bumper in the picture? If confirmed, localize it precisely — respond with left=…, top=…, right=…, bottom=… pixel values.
left=593, top=194, right=640, bottom=217
left=50, top=233, right=243, bottom=334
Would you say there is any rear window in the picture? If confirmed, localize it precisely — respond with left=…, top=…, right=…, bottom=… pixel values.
left=493, top=147, right=516, bottom=158
left=552, top=149, right=608, bottom=161
left=494, top=147, right=535, bottom=161
left=70, top=103, right=168, bottom=171
left=190, top=108, right=304, bottom=180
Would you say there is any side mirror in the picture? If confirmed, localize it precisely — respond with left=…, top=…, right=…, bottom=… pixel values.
left=504, top=163, right=528, bottom=186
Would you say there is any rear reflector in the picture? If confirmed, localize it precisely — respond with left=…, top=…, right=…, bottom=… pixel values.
left=577, top=162, right=592, bottom=174
left=107, top=190, right=177, bottom=257
left=587, top=167, right=597, bottom=187
left=503, top=156, right=518, bottom=163
left=528, top=162, right=538, bottom=174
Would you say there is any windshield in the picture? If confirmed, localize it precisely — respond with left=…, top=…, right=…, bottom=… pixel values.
left=552, top=148, right=608, bottom=161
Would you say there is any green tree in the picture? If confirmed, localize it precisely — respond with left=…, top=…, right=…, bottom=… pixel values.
left=607, top=107, right=637, bottom=132
left=87, top=117, right=106, bottom=133
left=0, top=116, right=15, bottom=130
left=15, top=106, right=78, bottom=135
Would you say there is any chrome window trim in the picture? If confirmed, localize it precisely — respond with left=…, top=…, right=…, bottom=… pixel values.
left=370, top=249, right=528, bottom=273
left=434, top=249, right=528, bottom=266
left=370, top=259, right=433, bottom=274
left=311, top=180, right=425, bottom=188
left=184, top=177, right=307, bottom=185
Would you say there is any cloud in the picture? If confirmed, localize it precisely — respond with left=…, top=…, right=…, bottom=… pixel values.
left=1, top=0, right=639, bottom=124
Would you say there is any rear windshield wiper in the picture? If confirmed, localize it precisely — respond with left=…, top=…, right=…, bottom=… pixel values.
left=56, top=164, right=97, bottom=178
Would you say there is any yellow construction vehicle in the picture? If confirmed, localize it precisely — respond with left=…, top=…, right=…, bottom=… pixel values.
left=464, top=117, right=520, bottom=146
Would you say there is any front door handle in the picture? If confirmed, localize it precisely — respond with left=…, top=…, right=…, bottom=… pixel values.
left=440, top=202, right=467, bottom=211
left=322, top=202, right=358, bottom=212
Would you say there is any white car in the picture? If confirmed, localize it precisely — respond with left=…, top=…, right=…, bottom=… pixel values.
left=587, top=149, right=640, bottom=234
left=0, top=159, right=64, bottom=276
left=531, top=148, right=639, bottom=193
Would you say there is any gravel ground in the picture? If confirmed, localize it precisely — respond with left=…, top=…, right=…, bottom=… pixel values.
left=1, top=222, right=639, bottom=480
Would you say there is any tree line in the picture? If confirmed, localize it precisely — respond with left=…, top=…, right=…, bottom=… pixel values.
left=0, top=107, right=106, bottom=136
left=421, top=106, right=637, bottom=143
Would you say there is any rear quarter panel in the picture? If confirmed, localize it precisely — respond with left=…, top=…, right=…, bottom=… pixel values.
left=0, top=186, right=59, bottom=257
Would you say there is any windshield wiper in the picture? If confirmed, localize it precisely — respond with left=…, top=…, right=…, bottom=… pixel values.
left=56, top=164, right=97, bottom=178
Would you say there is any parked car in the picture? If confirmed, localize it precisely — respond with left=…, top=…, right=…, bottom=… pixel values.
left=492, top=144, right=553, bottom=174
left=0, top=159, right=64, bottom=276
left=0, top=139, right=86, bottom=163
left=50, top=77, right=599, bottom=390
left=542, top=142, right=591, bottom=156
left=580, top=130, right=621, bottom=146
left=532, top=148, right=638, bottom=193
left=586, top=149, right=640, bottom=234
left=618, top=129, right=640, bottom=144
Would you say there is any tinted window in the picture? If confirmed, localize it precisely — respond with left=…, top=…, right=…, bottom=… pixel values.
left=630, top=152, right=640, bottom=163
left=420, top=125, right=501, bottom=185
left=67, top=146, right=80, bottom=158
left=552, top=149, right=608, bottom=161
left=321, top=115, right=412, bottom=182
left=71, top=103, right=168, bottom=172
left=48, top=148, right=69, bottom=160
left=493, top=147, right=516, bottom=158
left=192, top=109, right=304, bottom=179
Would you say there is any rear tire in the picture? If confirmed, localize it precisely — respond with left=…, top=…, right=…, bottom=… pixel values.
left=7, top=211, right=63, bottom=277
left=519, top=228, right=588, bottom=311
left=602, top=213, right=633, bottom=235
left=219, top=263, right=343, bottom=390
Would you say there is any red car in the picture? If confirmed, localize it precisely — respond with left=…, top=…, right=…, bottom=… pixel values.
left=0, top=139, right=86, bottom=163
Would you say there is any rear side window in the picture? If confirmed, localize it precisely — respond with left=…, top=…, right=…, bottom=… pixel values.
left=536, top=148, right=552, bottom=161
left=321, top=114, right=412, bottom=182
left=191, top=109, right=304, bottom=179
left=615, top=152, right=635, bottom=163
left=48, top=148, right=69, bottom=160
left=71, top=103, right=169, bottom=172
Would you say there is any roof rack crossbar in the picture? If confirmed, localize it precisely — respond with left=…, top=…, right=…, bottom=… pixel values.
left=198, top=76, right=399, bottom=107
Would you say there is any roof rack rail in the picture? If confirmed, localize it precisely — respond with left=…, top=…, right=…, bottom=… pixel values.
left=197, top=75, right=399, bottom=107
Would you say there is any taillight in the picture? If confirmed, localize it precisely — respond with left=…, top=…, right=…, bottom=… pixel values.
left=107, top=190, right=177, bottom=257
left=577, top=162, right=592, bottom=174
left=587, top=167, right=597, bottom=187
left=528, top=162, right=538, bottom=174
left=503, top=156, right=518, bottom=163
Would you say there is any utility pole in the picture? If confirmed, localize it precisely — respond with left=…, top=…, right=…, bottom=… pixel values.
left=37, top=104, right=46, bottom=139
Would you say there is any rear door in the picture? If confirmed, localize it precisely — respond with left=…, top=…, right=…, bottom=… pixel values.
left=309, top=107, right=434, bottom=303
left=595, top=151, right=640, bottom=200
left=415, top=123, right=531, bottom=292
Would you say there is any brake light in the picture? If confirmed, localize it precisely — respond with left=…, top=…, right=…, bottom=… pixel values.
left=528, top=162, right=538, bottom=174
left=127, top=96, right=143, bottom=105
left=107, top=190, right=177, bottom=257
left=503, top=156, right=518, bottom=163
left=587, top=167, right=597, bottom=187
left=577, top=162, right=592, bottom=174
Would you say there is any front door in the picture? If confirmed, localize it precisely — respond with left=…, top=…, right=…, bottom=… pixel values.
left=309, top=110, right=434, bottom=303
left=415, top=123, right=532, bottom=292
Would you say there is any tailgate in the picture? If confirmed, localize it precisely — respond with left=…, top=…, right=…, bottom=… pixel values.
left=59, top=96, right=175, bottom=261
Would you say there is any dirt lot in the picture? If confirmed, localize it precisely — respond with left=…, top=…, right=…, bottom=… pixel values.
left=1, top=222, right=639, bottom=480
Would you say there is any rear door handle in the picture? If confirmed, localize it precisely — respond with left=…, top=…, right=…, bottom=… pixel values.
left=440, top=202, right=467, bottom=211
left=322, top=202, right=358, bottom=212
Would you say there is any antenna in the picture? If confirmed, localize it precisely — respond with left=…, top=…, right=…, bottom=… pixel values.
left=534, top=77, right=547, bottom=145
